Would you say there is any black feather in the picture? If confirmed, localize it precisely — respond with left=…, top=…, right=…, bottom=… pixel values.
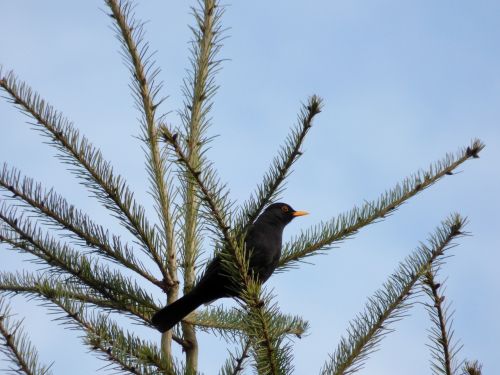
left=151, top=202, right=305, bottom=332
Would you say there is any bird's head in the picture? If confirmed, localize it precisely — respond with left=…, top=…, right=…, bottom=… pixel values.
left=261, top=202, right=309, bottom=226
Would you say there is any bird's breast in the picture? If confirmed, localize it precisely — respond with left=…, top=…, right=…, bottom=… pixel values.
left=245, top=223, right=283, bottom=281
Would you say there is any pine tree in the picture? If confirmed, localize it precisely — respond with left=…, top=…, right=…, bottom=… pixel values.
left=0, top=1, right=485, bottom=374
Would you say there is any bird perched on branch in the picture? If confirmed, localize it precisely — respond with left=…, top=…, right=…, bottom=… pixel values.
left=151, top=202, right=308, bottom=332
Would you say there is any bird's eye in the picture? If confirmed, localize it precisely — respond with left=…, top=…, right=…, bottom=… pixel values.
left=281, top=206, right=289, bottom=213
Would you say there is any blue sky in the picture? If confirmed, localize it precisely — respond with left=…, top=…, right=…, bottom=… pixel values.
left=1, top=1, right=499, bottom=374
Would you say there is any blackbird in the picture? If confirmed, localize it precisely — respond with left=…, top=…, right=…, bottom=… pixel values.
left=151, top=202, right=308, bottom=332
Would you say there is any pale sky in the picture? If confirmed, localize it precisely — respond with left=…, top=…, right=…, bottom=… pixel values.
left=1, top=1, right=499, bottom=374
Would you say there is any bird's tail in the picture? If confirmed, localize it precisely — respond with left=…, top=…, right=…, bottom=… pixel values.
left=151, top=291, right=203, bottom=333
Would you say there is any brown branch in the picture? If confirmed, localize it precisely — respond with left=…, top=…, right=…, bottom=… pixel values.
left=161, top=125, right=236, bottom=249
left=422, top=270, right=457, bottom=375
left=0, top=317, right=38, bottom=375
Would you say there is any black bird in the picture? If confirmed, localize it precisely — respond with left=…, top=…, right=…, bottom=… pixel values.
left=151, top=202, right=308, bottom=332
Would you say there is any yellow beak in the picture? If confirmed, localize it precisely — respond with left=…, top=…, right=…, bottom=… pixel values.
left=292, top=210, right=309, bottom=217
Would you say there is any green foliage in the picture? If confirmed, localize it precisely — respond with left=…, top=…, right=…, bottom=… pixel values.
left=234, top=95, right=323, bottom=236
left=0, top=0, right=485, bottom=374
left=0, top=164, right=157, bottom=285
left=188, top=305, right=307, bottom=340
left=0, top=297, right=53, bottom=375
left=0, top=69, right=165, bottom=280
left=279, top=140, right=484, bottom=271
left=321, top=214, right=464, bottom=375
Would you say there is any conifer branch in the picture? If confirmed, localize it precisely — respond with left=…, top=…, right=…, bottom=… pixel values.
left=0, top=272, right=115, bottom=310
left=245, top=290, right=294, bottom=375
left=0, top=297, right=53, bottom=375
left=0, top=70, right=170, bottom=285
left=211, top=237, right=293, bottom=373
left=39, top=296, right=179, bottom=375
left=105, top=0, right=177, bottom=292
left=422, top=269, right=462, bottom=375
left=219, top=339, right=251, bottom=375
left=161, top=124, right=235, bottom=248
left=186, top=305, right=307, bottom=339
left=462, top=360, right=482, bottom=375
left=280, top=139, right=484, bottom=270
left=0, top=272, right=187, bottom=349
left=147, top=138, right=240, bottom=368
left=162, top=121, right=239, bottom=363
left=0, top=164, right=160, bottom=287
left=0, top=207, right=157, bottom=322
left=321, top=214, right=466, bottom=375
left=235, top=95, right=323, bottom=234
left=177, top=0, right=226, bottom=368
left=85, top=314, right=179, bottom=375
